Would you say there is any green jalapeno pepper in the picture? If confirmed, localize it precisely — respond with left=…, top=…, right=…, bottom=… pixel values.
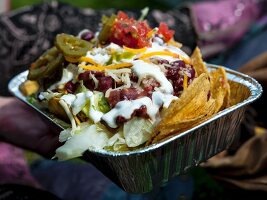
left=28, top=47, right=64, bottom=80
left=55, top=33, right=92, bottom=58
left=98, top=14, right=116, bottom=45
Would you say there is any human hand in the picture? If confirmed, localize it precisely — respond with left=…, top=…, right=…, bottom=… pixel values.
left=0, top=97, right=61, bottom=157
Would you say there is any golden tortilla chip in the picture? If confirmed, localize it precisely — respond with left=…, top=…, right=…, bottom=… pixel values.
left=151, top=98, right=215, bottom=144
left=191, top=47, right=209, bottom=76
left=146, top=73, right=215, bottom=145
left=146, top=48, right=231, bottom=145
left=210, top=67, right=230, bottom=112
left=160, top=73, right=210, bottom=121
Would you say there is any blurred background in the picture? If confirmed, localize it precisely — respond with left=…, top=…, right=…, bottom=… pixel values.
left=5, top=0, right=195, bottom=10
left=1, top=0, right=267, bottom=200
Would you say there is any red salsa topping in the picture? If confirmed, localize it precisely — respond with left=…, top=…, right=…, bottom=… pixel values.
left=109, top=11, right=152, bottom=48
left=158, top=22, right=175, bottom=42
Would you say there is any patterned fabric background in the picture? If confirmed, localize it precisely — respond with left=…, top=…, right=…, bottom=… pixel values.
left=0, top=1, right=195, bottom=96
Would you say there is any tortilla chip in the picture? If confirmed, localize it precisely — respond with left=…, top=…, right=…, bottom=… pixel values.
left=146, top=49, right=231, bottom=145
left=191, top=47, right=209, bottom=76
left=146, top=73, right=214, bottom=145
left=210, top=67, right=230, bottom=112
left=160, top=73, right=210, bottom=121
left=150, top=98, right=215, bottom=144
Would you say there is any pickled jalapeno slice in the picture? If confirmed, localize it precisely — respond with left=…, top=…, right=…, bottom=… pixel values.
left=55, top=33, right=92, bottom=58
left=28, top=47, right=64, bottom=80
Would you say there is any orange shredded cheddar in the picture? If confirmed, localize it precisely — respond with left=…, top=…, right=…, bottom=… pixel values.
left=79, top=65, right=105, bottom=71
left=146, top=29, right=157, bottom=38
left=80, top=62, right=132, bottom=71
left=79, top=57, right=98, bottom=65
left=105, top=62, right=132, bottom=69
left=183, top=74, right=188, bottom=89
left=138, top=51, right=179, bottom=59
left=123, top=46, right=147, bottom=54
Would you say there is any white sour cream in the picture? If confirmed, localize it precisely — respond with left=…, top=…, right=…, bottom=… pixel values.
left=88, top=95, right=104, bottom=123
left=72, top=92, right=92, bottom=115
left=49, top=68, right=73, bottom=90
left=102, top=97, right=158, bottom=128
left=61, top=94, right=76, bottom=106
left=85, top=48, right=110, bottom=65
left=131, top=60, right=173, bottom=94
left=60, top=91, right=104, bottom=123
left=101, top=91, right=177, bottom=128
left=152, top=91, right=178, bottom=108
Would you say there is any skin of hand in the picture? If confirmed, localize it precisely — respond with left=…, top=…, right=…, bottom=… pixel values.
left=0, top=97, right=61, bottom=158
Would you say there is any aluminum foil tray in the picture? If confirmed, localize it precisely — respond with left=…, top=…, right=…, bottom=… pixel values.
left=8, top=64, right=262, bottom=193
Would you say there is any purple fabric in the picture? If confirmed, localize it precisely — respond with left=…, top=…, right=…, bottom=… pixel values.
left=0, top=142, right=39, bottom=187
left=191, top=0, right=261, bottom=57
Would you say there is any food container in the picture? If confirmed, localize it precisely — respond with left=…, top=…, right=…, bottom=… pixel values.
left=8, top=64, right=262, bottom=193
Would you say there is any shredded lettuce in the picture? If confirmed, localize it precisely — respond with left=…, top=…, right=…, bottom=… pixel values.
left=55, top=123, right=111, bottom=160
left=27, top=95, right=37, bottom=105
left=94, top=92, right=111, bottom=113
left=107, top=131, right=129, bottom=151
left=123, top=117, right=154, bottom=147
left=76, top=81, right=88, bottom=94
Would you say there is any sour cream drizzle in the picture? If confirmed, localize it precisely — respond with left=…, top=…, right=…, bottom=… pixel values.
left=102, top=91, right=177, bottom=128
left=88, top=95, right=104, bottom=123
left=60, top=91, right=104, bottom=124
left=131, top=60, right=173, bottom=94
left=49, top=68, right=73, bottom=90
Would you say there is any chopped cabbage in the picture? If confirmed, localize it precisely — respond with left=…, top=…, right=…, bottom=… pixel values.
left=94, top=92, right=110, bottom=113
left=76, top=81, right=88, bottom=94
left=55, top=123, right=111, bottom=160
left=123, top=117, right=154, bottom=147
left=107, top=131, right=127, bottom=151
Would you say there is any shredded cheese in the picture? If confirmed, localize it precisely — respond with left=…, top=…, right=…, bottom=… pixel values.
left=59, top=100, right=77, bottom=131
left=138, top=51, right=179, bottom=59
left=105, top=68, right=131, bottom=74
left=123, top=46, right=147, bottom=54
left=79, top=65, right=106, bottom=71
left=90, top=73, right=99, bottom=89
left=121, top=73, right=131, bottom=88
left=80, top=63, right=132, bottom=71
left=146, top=28, right=158, bottom=38
left=80, top=57, right=98, bottom=65
left=105, top=63, right=133, bottom=69
left=106, top=71, right=121, bottom=82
